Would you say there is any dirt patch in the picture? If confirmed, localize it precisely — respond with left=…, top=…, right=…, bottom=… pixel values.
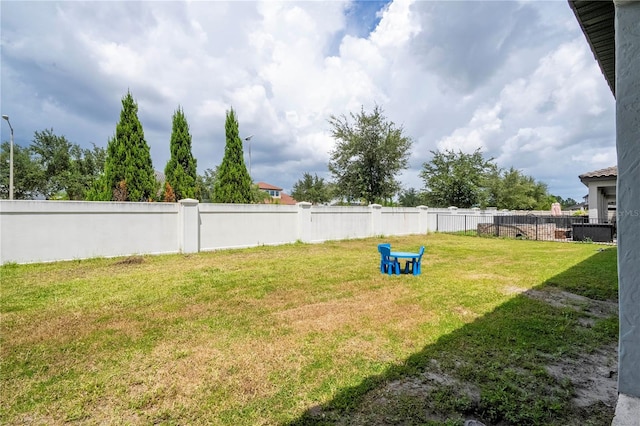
left=546, top=343, right=618, bottom=408
left=524, top=287, right=617, bottom=319
left=113, top=255, right=145, bottom=266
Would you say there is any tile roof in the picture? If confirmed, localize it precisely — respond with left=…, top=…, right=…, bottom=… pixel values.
left=257, top=182, right=283, bottom=191
left=579, top=165, right=617, bottom=180
left=257, top=181, right=297, bottom=205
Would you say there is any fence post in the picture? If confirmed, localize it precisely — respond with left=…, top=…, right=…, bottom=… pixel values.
left=297, top=202, right=312, bottom=242
left=179, top=198, right=200, bottom=254
left=370, top=204, right=382, bottom=236
left=417, top=205, right=429, bottom=234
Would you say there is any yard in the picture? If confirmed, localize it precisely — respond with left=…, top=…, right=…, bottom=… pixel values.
left=0, top=233, right=618, bottom=425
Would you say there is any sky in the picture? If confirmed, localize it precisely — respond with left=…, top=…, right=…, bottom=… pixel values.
left=0, top=0, right=616, bottom=201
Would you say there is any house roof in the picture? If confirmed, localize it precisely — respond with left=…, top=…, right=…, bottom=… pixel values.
left=568, top=0, right=615, bottom=96
left=257, top=182, right=282, bottom=191
left=579, top=165, right=617, bottom=180
left=257, top=181, right=297, bottom=205
left=277, top=193, right=297, bottom=205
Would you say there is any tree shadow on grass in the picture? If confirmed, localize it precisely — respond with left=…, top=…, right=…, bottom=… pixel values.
left=288, top=248, right=618, bottom=426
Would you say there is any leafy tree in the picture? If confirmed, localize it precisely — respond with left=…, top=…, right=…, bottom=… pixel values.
left=89, top=91, right=156, bottom=201
left=486, top=167, right=556, bottom=210
left=250, top=184, right=270, bottom=203
left=420, top=149, right=496, bottom=208
left=0, top=142, right=41, bottom=199
left=555, top=195, right=579, bottom=209
left=398, top=188, right=428, bottom=207
left=164, top=106, right=197, bottom=201
left=196, top=168, right=217, bottom=202
left=291, top=172, right=331, bottom=204
left=3, top=129, right=106, bottom=200
left=29, top=129, right=72, bottom=199
left=212, top=108, right=252, bottom=203
left=328, top=105, right=412, bottom=204
left=61, top=143, right=105, bottom=200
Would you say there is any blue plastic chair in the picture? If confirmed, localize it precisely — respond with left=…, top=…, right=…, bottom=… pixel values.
left=378, top=244, right=399, bottom=275
left=408, top=246, right=425, bottom=275
left=377, top=243, right=391, bottom=273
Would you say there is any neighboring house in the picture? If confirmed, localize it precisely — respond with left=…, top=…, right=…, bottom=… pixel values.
left=578, top=166, right=616, bottom=223
left=257, top=182, right=297, bottom=205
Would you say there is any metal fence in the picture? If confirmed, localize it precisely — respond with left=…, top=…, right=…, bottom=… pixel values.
left=434, top=214, right=616, bottom=243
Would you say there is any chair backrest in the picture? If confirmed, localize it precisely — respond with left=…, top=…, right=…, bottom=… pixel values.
left=378, top=243, right=391, bottom=254
left=417, top=246, right=425, bottom=259
left=379, top=244, right=392, bottom=259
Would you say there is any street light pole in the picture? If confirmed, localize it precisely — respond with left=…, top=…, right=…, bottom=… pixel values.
left=1, top=115, right=13, bottom=200
left=244, top=135, right=254, bottom=179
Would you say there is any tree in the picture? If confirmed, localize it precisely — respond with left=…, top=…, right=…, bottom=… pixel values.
left=29, top=129, right=72, bottom=199
left=212, top=108, right=252, bottom=203
left=196, top=168, right=217, bottom=202
left=249, top=184, right=270, bottom=203
left=0, top=142, right=41, bottom=199
left=291, top=172, right=331, bottom=204
left=420, top=149, right=496, bottom=208
left=164, top=106, right=197, bottom=201
left=485, top=167, right=556, bottom=210
left=66, top=143, right=106, bottom=200
left=89, top=91, right=156, bottom=201
left=555, top=195, right=579, bottom=209
left=398, top=188, right=428, bottom=207
left=5, top=129, right=106, bottom=200
left=328, top=105, right=412, bottom=204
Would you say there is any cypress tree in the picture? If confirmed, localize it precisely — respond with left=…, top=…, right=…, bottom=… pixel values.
left=212, top=108, right=252, bottom=203
left=164, top=106, right=197, bottom=201
left=89, top=91, right=156, bottom=201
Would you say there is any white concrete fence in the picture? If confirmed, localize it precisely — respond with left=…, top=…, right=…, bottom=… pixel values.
left=0, top=200, right=508, bottom=265
left=0, top=200, right=428, bottom=264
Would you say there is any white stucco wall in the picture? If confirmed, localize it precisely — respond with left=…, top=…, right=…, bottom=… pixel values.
left=380, top=207, right=421, bottom=236
left=306, top=206, right=372, bottom=242
left=0, top=200, right=179, bottom=264
left=0, top=201, right=507, bottom=265
left=198, top=203, right=298, bottom=250
left=615, top=0, right=640, bottom=399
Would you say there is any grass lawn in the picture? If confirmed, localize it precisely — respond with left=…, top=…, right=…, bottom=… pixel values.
left=0, top=233, right=618, bottom=425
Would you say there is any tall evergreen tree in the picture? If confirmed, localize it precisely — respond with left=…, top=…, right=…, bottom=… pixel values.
left=212, top=108, right=252, bottom=203
left=88, top=91, right=156, bottom=201
left=164, top=106, right=197, bottom=201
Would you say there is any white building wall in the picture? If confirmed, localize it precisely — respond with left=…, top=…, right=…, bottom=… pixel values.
left=614, top=0, right=640, bottom=400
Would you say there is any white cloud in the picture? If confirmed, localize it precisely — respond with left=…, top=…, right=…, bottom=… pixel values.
left=0, top=0, right=615, bottom=198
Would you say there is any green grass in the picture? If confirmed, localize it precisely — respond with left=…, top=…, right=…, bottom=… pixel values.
left=0, top=234, right=618, bottom=425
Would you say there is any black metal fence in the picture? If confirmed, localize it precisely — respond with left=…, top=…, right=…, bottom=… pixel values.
left=434, top=214, right=616, bottom=243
